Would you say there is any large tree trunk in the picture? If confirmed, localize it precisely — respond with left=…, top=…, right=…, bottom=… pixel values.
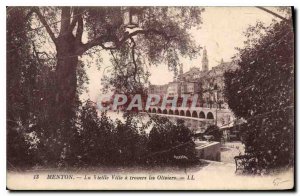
left=55, top=34, right=78, bottom=125
left=50, top=34, right=78, bottom=164
left=32, top=7, right=84, bottom=165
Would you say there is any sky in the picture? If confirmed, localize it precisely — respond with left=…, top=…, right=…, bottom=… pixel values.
left=81, top=7, right=283, bottom=102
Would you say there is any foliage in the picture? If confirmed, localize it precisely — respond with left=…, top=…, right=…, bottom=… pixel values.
left=7, top=7, right=203, bottom=169
left=224, top=16, right=294, bottom=172
left=240, top=110, right=294, bottom=172
left=7, top=126, right=36, bottom=169
left=67, top=103, right=143, bottom=166
left=83, top=7, right=204, bottom=93
left=7, top=7, right=45, bottom=168
left=147, top=116, right=196, bottom=165
left=204, top=125, right=222, bottom=142
left=69, top=104, right=197, bottom=167
left=70, top=103, right=116, bottom=166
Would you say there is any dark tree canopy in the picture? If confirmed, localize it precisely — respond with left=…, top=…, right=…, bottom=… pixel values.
left=29, top=7, right=204, bottom=81
left=148, top=117, right=196, bottom=164
left=7, top=7, right=203, bottom=168
left=224, top=18, right=294, bottom=119
left=23, top=6, right=204, bottom=127
left=224, top=16, right=294, bottom=171
left=7, top=8, right=46, bottom=167
left=204, top=125, right=222, bottom=142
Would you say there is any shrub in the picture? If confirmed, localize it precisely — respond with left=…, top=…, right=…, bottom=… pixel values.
left=204, top=125, right=222, bottom=142
left=147, top=117, right=196, bottom=165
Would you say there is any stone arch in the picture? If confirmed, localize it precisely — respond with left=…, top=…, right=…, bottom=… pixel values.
left=169, top=110, right=174, bottom=115
left=180, top=110, right=185, bottom=116
left=186, top=110, right=191, bottom=117
left=152, top=108, right=157, bottom=113
left=192, top=111, right=198, bottom=118
left=158, top=108, right=162, bottom=114
left=148, top=108, right=152, bottom=113
left=199, top=111, right=205, bottom=119
left=163, top=109, right=168, bottom=114
left=207, top=112, right=214, bottom=119
left=175, top=109, right=179, bottom=115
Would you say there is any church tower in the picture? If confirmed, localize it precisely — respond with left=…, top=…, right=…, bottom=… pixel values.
left=202, top=47, right=209, bottom=72
left=179, top=64, right=183, bottom=80
left=178, top=64, right=184, bottom=97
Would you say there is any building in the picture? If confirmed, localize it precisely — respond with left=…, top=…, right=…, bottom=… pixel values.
left=148, top=47, right=238, bottom=109
left=167, top=81, right=180, bottom=97
left=181, top=81, right=200, bottom=95
left=148, top=84, right=168, bottom=96
left=147, top=47, right=239, bottom=133
left=202, top=47, right=209, bottom=72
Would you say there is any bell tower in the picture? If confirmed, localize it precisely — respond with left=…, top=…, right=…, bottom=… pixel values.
left=179, top=64, right=183, bottom=80
left=202, top=47, right=209, bottom=72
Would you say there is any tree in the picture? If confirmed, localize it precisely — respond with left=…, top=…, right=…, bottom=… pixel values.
left=25, top=7, right=203, bottom=123
left=147, top=117, right=196, bottom=164
left=69, top=101, right=115, bottom=166
left=7, top=7, right=204, bottom=164
left=25, top=7, right=203, bottom=158
left=204, top=125, right=222, bottom=142
left=7, top=7, right=44, bottom=168
left=224, top=13, right=294, bottom=172
left=112, top=115, right=148, bottom=165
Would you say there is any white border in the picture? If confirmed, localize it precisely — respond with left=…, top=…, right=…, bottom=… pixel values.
left=2, top=0, right=297, bottom=6
left=1, top=0, right=299, bottom=195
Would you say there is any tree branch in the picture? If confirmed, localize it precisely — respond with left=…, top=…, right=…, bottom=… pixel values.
left=32, top=7, right=57, bottom=44
left=256, top=7, right=288, bottom=22
left=110, top=50, right=127, bottom=78
left=32, top=41, right=43, bottom=66
left=25, top=9, right=35, bottom=20
left=75, top=15, right=84, bottom=43
left=79, top=28, right=175, bottom=55
left=69, top=7, right=79, bottom=31
left=130, top=37, right=138, bottom=82
left=59, top=7, right=71, bottom=36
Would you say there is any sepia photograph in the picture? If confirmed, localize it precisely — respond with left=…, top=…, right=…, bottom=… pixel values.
left=6, top=5, right=295, bottom=190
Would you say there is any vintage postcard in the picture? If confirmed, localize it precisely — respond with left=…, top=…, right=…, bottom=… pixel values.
left=6, top=6, right=294, bottom=190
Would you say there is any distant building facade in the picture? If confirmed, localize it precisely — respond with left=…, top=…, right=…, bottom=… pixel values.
left=148, top=84, right=168, bottom=96
left=148, top=47, right=238, bottom=109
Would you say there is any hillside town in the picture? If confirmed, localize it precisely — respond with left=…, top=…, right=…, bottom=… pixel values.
left=147, top=47, right=239, bottom=134
left=149, top=47, right=238, bottom=109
